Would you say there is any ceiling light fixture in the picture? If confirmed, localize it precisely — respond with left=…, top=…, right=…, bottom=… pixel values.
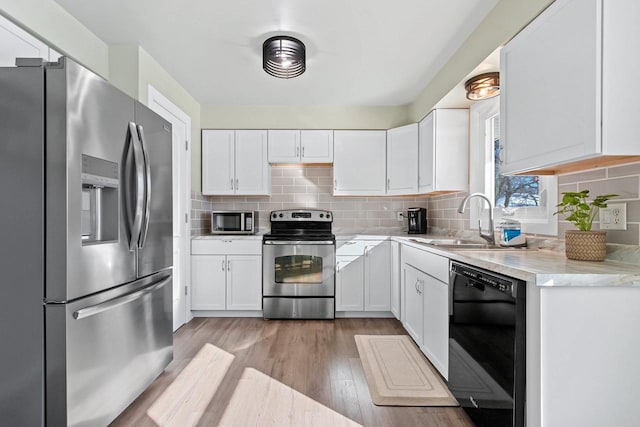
left=464, top=72, right=500, bottom=100
left=263, top=35, right=306, bottom=79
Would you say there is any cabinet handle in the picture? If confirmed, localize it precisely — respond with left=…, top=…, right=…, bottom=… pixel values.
left=227, top=259, right=231, bottom=271
left=334, top=179, right=337, bottom=190
left=296, top=145, right=300, bottom=157
left=221, top=260, right=225, bottom=271
left=415, top=278, right=420, bottom=294
left=302, top=146, right=305, bottom=157
left=387, top=178, right=390, bottom=190
left=230, top=178, right=234, bottom=189
left=336, top=262, right=341, bottom=273
left=235, top=178, right=239, bottom=190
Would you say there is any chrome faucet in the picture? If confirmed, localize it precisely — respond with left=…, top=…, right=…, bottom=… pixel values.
left=458, top=193, right=495, bottom=246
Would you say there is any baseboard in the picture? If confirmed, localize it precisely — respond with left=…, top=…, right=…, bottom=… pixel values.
left=191, top=310, right=263, bottom=318
left=335, top=311, right=395, bottom=318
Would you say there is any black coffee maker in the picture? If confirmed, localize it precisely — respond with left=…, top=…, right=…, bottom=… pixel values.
left=407, top=207, right=427, bottom=234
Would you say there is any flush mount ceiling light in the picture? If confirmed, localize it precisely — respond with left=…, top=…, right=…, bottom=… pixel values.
left=263, top=35, right=306, bottom=79
left=464, top=72, right=500, bottom=100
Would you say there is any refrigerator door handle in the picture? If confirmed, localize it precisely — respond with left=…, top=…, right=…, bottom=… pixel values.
left=72, top=275, right=171, bottom=320
left=136, top=124, right=152, bottom=248
left=124, top=122, right=146, bottom=251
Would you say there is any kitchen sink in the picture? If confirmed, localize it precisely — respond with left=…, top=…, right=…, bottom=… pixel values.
left=408, top=238, right=531, bottom=251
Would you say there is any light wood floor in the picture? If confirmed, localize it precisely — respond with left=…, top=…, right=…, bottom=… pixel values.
left=111, top=318, right=474, bottom=427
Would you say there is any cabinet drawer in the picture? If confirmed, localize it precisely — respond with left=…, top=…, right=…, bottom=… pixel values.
left=191, top=239, right=262, bottom=255
left=402, top=245, right=449, bottom=283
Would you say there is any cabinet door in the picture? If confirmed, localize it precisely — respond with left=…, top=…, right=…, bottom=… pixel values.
left=202, top=130, right=235, bottom=195
left=403, top=264, right=423, bottom=345
left=418, top=112, right=435, bottom=193
left=268, top=130, right=300, bottom=163
left=390, top=241, right=401, bottom=320
left=333, top=130, right=387, bottom=195
left=422, top=275, right=449, bottom=378
left=301, top=130, right=334, bottom=163
left=0, top=15, right=51, bottom=66
left=336, top=256, right=364, bottom=311
left=226, top=255, right=262, bottom=310
left=191, top=255, right=226, bottom=310
left=235, top=130, right=271, bottom=195
left=500, top=0, right=599, bottom=174
left=364, top=241, right=390, bottom=311
left=387, top=124, right=418, bottom=195
left=433, top=109, right=469, bottom=192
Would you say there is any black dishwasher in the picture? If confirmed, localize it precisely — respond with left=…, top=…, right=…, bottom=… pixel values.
left=448, top=261, right=526, bottom=427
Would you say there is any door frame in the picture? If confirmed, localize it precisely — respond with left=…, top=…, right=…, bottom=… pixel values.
left=147, top=84, right=193, bottom=328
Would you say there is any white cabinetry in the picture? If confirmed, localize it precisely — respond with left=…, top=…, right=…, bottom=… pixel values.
left=501, top=0, right=640, bottom=175
left=268, top=130, right=333, bottom=163
left=191, top=239, right=262, bottom=312
left=336, top=239, right=390, bottom=313
left=401, top=243, right=449, bottom=377
left=202, top=129, right=270, bottom=195
left=418, top=109, right=469, bottom=194
left=333, top=130, right=386, bottom=196
left=390, top=241, right=401, bottom=320
left=0, top=15, right=60, bottom=66
left=387, top=123, right=418, bottom=195
left=336, top=255, right=364, bottom=311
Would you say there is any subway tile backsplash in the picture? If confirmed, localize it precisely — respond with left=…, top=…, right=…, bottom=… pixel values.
left=191, top=165, right=428, bottom=235
left=191, top=161, right=640, bottom=246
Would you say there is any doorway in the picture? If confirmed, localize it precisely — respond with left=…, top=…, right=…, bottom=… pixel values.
left=147, top=85, right=191, bottom=331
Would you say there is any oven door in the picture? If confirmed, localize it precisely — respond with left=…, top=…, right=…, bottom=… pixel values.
left=263, top=240, right=335, bottom=297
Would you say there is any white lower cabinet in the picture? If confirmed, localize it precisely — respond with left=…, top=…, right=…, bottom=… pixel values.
left=401, top=243, right=449, bottom=378
left=336, top=239, right=391, bottom=313
left=390, top=241, right=401, bottom=320
left=421, top=274, right=449, bottom=377
left=336, top=256, right=364, bottom=311
left=191, top=239, right=262, bottom=311
left=403, top=264, right=424, bottom=344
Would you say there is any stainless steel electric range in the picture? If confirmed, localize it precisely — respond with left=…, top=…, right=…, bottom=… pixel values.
left=262, top=209, right=336, bottom=319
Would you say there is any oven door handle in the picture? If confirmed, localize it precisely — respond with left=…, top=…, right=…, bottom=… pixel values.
left=263, top=240, right=335, bottom=245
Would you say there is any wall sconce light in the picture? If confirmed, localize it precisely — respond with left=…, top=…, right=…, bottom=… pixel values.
left=464, top=72, right=500, bottom=100
left=263, top=35, right=306, bottom=79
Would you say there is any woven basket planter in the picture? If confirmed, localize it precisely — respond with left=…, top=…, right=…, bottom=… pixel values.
left=565, top=230, right=607, bottom=261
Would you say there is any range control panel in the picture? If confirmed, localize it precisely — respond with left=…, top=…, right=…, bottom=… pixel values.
left=270, top=209, right=332, bottom=222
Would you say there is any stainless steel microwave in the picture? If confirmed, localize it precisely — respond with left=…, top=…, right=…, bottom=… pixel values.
left=210, top=211, right=258, bottom=234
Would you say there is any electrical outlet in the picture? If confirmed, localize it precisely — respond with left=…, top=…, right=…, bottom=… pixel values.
left=397, top=211, right=404, bottom=221
left=599, top=203, right=627, bottom=230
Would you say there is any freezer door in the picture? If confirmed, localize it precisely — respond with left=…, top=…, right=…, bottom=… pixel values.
left=135, top=101, right=173, bottom=278
left=45, top=58, right=137, bottom=301
left=46, top=270, right=173, bottom=427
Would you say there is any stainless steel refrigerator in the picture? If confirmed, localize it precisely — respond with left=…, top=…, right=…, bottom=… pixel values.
left=0, top=57, right=173, bottom=426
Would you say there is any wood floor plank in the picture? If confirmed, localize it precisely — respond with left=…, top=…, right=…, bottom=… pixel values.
left=110, top=318, right=474, bottom=427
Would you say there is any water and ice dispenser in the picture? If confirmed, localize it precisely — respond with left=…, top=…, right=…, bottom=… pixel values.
left=81, top=154, right=119, bottom=244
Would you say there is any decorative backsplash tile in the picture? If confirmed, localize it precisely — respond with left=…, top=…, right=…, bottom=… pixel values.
left=191, top=165, right=428, bottom=235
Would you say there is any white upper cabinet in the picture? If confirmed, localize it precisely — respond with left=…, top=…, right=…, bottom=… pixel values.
left=267, top=130, right=300, bottom=163
left=268, top=129, right=333, bottom=163
left=333, top=130, right=387, bottom=196
left=202, top=129, right=270, bottom=195
left=0, top=15, right=60, bottom=66
left=202, top=130, right=235, bottom=195
left=501, top=0, right=640, bottom=175
left=387, top=123, right=418, bottom=195
left=300, top=130, right=333, bottom=163
left=235, top=130, right=270, bottom=195
left=418, top=109, right=469, bottom=194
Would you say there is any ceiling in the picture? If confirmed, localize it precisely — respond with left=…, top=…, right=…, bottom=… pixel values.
left=54, top=0, right=499, bottom=106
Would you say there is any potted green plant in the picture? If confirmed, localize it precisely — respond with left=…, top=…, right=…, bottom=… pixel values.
left=554, top=190, right=618, bottom=261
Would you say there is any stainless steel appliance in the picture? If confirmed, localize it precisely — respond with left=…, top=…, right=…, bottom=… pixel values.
left=0, top=57, right=173, bottom=427
left=448, top=262, right=526, bottom=427
left=211, top=210, right=258, bottom=234
left=263, top=209, right=335, bottom=319
left=407, top=207, right=427, bottom=234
